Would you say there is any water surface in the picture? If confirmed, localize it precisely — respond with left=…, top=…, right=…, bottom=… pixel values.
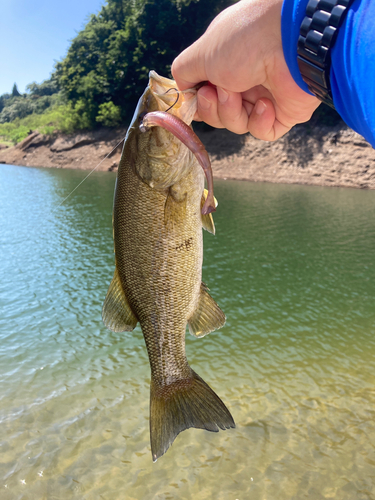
left=1, top=164, right=375, bottom=499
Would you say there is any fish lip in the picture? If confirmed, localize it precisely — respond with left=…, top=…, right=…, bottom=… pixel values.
left=148, top=71, right=198, bottom=125
left=148, top=70, right=176, bottom=88
left=148, top=70, right=203, bottom=94
left=124, top=70, right=198, bottom=135
left=148, top=70, right=181, bottom=106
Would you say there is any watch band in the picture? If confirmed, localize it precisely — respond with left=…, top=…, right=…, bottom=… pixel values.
left=297, top=0, right=355, bottom=108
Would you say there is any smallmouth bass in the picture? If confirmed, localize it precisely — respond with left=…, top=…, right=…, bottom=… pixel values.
left=102, top=71, right=235, bottom=461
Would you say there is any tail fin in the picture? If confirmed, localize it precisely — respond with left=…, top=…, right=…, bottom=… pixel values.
left=150, top=370, right=235, bottom=462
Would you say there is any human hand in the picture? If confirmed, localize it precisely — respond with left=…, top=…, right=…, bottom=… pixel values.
left=171, top=0, right=320, bottom=141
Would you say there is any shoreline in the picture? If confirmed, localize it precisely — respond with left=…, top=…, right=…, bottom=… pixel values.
left=1, top=121, right=375, bottom=190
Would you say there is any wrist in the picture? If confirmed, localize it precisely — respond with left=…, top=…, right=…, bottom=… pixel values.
left=296, top=0, right=355, bottom=107
left=282, top=0, right=311, bottom=94
left=281, top=0, right=358, bottom=106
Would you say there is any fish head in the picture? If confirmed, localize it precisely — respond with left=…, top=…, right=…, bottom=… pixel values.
left=125, top=71, right=202, bottom=191
left=143, top=70, right=197, bottom=125
left=129, top=71, right=198, bottom=132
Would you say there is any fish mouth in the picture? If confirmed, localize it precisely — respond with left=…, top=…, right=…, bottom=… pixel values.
left=147, top=70, right=197, bottom=125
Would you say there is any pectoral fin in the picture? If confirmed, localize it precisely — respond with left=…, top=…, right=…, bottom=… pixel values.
left=188, top=283, right=226, bottom=338
left=164, top=189, right=187, bottom=230
left=102, top=268, right=138, bottom=332
left=201, top=189, right=217, bottom=235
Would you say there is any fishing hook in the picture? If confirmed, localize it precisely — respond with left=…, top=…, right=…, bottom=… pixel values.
left=164, top=88, right=180, bottom=112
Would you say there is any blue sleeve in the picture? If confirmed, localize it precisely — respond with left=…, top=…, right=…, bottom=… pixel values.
left=281, top=0, right=375, bottom=148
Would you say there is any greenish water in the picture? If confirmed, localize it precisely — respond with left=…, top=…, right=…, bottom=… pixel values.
left=1, top=163, right=375, bottom=500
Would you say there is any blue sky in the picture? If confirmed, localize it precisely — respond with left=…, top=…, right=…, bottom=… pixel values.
left=0, top=0, right=105, bottom=96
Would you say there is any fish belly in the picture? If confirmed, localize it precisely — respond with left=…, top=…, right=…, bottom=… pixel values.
left=114, top=153, right=203, bottom=382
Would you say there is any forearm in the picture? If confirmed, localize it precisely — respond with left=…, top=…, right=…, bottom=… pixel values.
left=282, top=0, right=375, bottom=147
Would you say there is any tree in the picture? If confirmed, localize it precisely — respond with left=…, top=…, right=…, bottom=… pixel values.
left=55, top=0, right=237, bottom=127
left=11, top=83, right=21, bottom=97
left=26, top=78, right=60, bottom=97
left=0, top=78, right=62, bottom=123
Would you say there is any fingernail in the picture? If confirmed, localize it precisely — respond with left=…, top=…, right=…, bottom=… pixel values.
left=255, top=100, right=266, bottom=116
left=217, top=87, right=228, bottom=104
left=198, top=93, right=211, bottom=110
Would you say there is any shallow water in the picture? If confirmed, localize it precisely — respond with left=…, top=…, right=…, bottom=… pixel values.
left=1, top=164, right=375, bottom=500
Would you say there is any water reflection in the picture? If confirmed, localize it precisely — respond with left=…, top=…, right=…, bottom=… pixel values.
left=0, top=165, right=374, bottom=499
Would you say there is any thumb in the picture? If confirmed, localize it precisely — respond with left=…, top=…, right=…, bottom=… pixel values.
left=171, top=41, right=208, bottom=91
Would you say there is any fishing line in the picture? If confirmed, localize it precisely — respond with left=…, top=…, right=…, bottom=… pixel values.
left=54, top=136, right=125, bottom=211
left=53, top=84, right=202, bottom=214
left=56, top=88, right=179, bottom=212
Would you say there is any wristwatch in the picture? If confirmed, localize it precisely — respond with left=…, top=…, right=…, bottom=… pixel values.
left=297, top=0, right=355, bottom=108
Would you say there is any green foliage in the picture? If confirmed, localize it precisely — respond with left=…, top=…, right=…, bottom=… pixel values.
left=1, top=0, right=238, bottom=136
left=11, top=83, right=21, bottom=97
left=0, top=94, right=62, bottom=124
left=96, top=101, right=122, bottom=126
left=0, top=93, right=11, bottom=114
left=8, top=126, right=31, bottom=144
left=0, top=77, right=62, bottom=124
left=0, top=99, right=33, bottom=122
left=55, top=0, right=237, bottom=127
left=26, top=78, right=60, bottom=97
left=0, top=102, right=93, bottom=145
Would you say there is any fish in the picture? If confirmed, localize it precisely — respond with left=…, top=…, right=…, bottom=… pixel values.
left=102, top=70, right=235, bottom=462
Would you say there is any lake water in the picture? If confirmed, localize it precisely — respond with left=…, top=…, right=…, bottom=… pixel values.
left=1, top=163, right=375, bottom=500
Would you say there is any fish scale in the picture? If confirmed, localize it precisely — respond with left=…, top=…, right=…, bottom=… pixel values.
left=102, top=71, right=235, bottom=461
left=115, top=144, right=201, bottom=382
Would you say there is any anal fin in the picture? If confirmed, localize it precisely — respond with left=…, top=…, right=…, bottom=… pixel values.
left=102, top=267, right=138, bottom=332
left=188, top=283, right=226, bottom=338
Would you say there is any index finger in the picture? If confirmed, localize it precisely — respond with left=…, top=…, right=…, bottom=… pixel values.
left=171, top=42, right=208, bottom=91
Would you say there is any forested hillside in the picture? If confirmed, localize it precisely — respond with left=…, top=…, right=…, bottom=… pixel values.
left=0, top=0, right=236, bottom=144
left=55, top=0, right=237, bottom=126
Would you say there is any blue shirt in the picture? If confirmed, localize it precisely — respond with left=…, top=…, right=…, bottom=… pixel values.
left=282, top=0, right=375, bottom=147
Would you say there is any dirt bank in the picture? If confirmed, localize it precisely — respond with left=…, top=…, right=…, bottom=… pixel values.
left=1, top=118, right=375, bottom=189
